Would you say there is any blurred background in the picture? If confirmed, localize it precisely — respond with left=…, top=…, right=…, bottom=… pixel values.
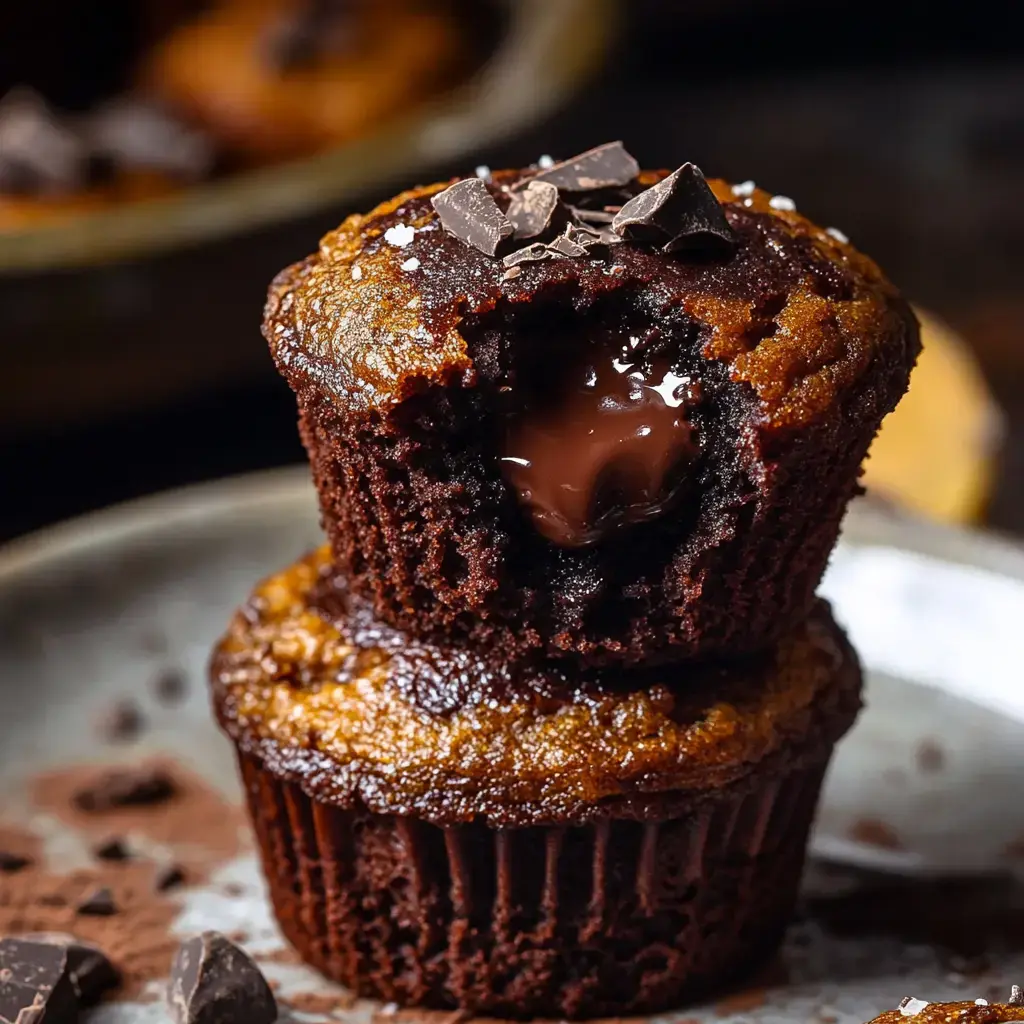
left=1, top=0, right=1021, bottom=541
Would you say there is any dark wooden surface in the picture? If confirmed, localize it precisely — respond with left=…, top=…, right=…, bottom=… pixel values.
left=5, top=0, right=1024, bottom=540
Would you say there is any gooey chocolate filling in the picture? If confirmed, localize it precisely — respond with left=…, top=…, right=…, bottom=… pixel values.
left=503, top=355, right=700, bottom=546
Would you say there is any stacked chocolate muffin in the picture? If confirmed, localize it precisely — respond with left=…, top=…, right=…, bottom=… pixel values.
left=210, top=143, right=920, bottom=1019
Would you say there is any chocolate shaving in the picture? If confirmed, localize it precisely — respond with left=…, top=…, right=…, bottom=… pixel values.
left=516, top=141, right=639, bottom=192
left=73, top=767, right=176, bottom=812
left=431, top=177, right=513, bottom=256
left=571, top=206, right=618, bottom=224
left=506, top=181, right=566, bottom=241
left=502, top=242, right=551, bottom=268
left=547, top=231, right=589, bottom=258
left=612, top=163, right=736, bottom=254
left=0, top=936, right=79, bottom=1024
left=167, top=932, right=277, bottom=1024
left=0, top=850, right=31, bottom=873
left=76, top=886, right=118, bottom=917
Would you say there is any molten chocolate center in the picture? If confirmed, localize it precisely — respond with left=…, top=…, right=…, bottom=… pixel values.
left=503, top=356, right=699, bottom=546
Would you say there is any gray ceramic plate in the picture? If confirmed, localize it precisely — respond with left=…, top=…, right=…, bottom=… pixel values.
left=2, top=469, right=1023, bottom=1022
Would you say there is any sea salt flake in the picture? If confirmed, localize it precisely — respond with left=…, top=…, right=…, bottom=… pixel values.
left=475, top=164, right=491, bottom=179
left=351, top=265, right=363, bottom=280
left=826, top=226, right=849, bottom=244
left=975, top=1000, right=989, bottom=1006
left=900, top=998, right=930, bottom=1016
left=732, top=179, right=756, bottom=197
left=400, top=257, right=421, bottom=272
left=537, top=154, right=554, bottom=169
left=384, top=224, right=415, bottom=247
left=769, top=194, right=797, bottom=211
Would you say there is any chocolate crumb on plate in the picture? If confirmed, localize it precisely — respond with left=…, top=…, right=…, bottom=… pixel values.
left=93, top=837, right=132, bottom=862
left=515, top=140, right=639, bottom=192
left=73, top=767, right=176, bottom=812
left=612, top=162, right=737, bottom=253
left=0, top=936, right=79, bottom=1024
left=916, top=738, right=945, bottom=773
left=167, top=931, right=277, bottom=1024
left=0, top=850, right=31, bottom=873
left=430, top=177, right=513, bottom=256
left=848, top=817, right=904, bottom=851
left=154, top=667, right=188, bottom=704
left=94, top=699, right=144, bottom=743
left=76, top=886, right=118, bottom=917
left=155, top=863, right=187, bottom=893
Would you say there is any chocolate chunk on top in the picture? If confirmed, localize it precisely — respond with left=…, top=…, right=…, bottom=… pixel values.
left=516, top=141, right=639, bottom=192
left=612, top=163, right=737, bottom=253
left=430, top=177, right=513, bottom=256
left=73, top=767, right=176, bottom=812
left=505, top=180, right=565, bottom=241
left=0, top=850, right=31, bottom=873
left=168, top=932, right=276, bottom=1024
left=0, top=936, right=79, bottom=1024
left=155, top=863, right=186, bottom=892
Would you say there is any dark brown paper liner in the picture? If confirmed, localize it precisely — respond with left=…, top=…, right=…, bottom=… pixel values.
left=239, top=754, right=828, bottom=1019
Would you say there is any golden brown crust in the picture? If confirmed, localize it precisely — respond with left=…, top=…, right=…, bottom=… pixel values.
left=870, top=1002, right=1024, bottom=1024
left=264, top=170, right=917, bottom=432
left=210, top=547, right=862, bottom=825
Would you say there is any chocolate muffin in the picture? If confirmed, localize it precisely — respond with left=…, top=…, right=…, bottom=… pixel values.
left=264, top=143, right=920, bottom=664
left=869, top=994, right=1024, bottom=1024
left=210, top=546, right=862, bottom=1019
left=142, top=0, right=463, bottom=165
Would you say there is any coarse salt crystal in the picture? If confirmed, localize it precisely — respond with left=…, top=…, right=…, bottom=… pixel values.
left=351, top=265, right=363, bottom=280
left=975, top=1000, right=989, bottom=1006
left=384, top=224, right=415, bottom=247
left=732, top=179, right=756, bottom=197
left=900, top=998, right=930, bottom=1016
left=475, top=164, right=491, bottom=179
left=826, top=226, right=849, bottom=244
left=400, top=257, right=421, bottom=272
left=769, top=194, right=797, bottom=211
left=538, top=154, right=554, bottom=169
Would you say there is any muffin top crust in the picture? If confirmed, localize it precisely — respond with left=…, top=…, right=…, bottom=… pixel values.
left=868, top=995, right=1024, bottom=1024
left=264, top=145, right=918, bottom=433
left=211, top=547, right=861, bottom=825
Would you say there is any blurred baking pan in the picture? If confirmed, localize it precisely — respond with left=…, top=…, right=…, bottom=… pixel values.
left=0, top=0, right=613, bottom=432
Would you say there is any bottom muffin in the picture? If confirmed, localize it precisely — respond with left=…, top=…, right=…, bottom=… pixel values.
left=210, top=548, right=862, bottom=1019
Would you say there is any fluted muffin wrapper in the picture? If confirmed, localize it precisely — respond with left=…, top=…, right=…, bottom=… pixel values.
left=238, top=752, right=829, bottom=1020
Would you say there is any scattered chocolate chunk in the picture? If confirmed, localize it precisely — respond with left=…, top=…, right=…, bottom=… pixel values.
left=154, top=667, right=188, bottom=705
left=167, top=932, right=277, bottom=1024
left=0, top=850, right=31, bottom=873
left=502, top=242, right=552, bottom=268
left=0, top=937, right=79, bottom=1024
left=505, top=180, right=566, bottom=241
left=1010, top=986, right=1024, bottom=1006
left=73, top=767, right=176, bottom=812
left=155, top=863, right=186, bottom=893
left=612, top=163, right=736, bottom=253
left=76, top=887, right=117, bottom=917
left=18, top=935, right=121, bottom=1006
left=431, top=177, right=513, bottom=256
left=517, top=141, right=639, bottom=192
left=916, top=738, right=945, bottom=773
left=93, top=837, right=131, bottom=862
left=94, top=699, right=144, bottom=744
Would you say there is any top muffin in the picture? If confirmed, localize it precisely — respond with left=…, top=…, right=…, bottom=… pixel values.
left=867, top=995, right=1024, bottom=1024
left=265, top=143, right=919, bottom=664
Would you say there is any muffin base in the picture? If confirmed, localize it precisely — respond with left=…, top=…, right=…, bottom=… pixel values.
left=239, top=753, right=826, bottom=1019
